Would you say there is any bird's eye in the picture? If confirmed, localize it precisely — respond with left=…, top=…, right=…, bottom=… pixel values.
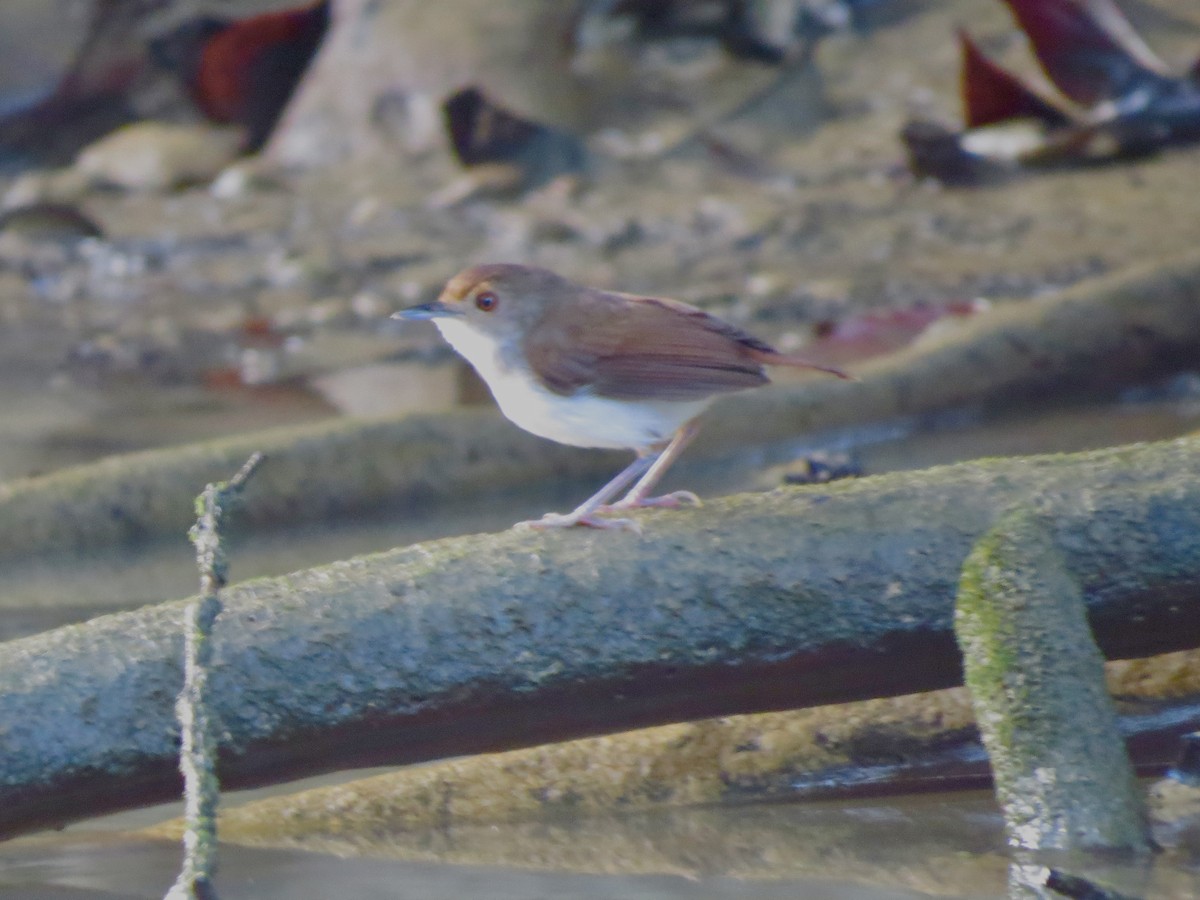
left=475, top=290, right=499, bottom=312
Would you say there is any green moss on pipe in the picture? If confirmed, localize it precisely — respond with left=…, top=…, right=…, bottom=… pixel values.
left=956, top=509, right=1151, bottom=852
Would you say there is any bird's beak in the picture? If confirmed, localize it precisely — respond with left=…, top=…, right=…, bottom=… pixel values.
left=392, top=300, right=463, bottom=321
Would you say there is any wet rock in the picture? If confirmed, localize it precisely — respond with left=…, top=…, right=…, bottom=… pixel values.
left=74, top=121, right=244, bottom=191
left=778, top=450, right=861, bottom=484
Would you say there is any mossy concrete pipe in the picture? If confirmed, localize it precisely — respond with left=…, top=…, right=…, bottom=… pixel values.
left=145, top=652, right=1200, bottom=849
left=957, top=510, right=1151, bottom=852
left=3, top=439, right=1200, bottom=837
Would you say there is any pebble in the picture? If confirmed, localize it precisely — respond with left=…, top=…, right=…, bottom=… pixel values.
left=74, top=122, right=244, bottom=192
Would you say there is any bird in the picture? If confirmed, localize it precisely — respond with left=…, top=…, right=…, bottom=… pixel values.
left=394, top=263, right=850, bottom=531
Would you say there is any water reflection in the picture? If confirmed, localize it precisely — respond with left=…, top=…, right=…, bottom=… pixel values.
left=2, top=797, right=1003, bottom=900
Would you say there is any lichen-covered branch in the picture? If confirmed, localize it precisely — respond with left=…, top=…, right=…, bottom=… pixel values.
left=2, top=253, right=1200, bottom=564
left=166, top=452, right=264, bottom=900
left=3, top=439, right=1200, bottom=838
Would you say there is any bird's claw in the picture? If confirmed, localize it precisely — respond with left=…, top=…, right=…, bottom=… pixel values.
left=514, top=512, right=643, bottom=534
left=512, top=491, right=700, bottom=533
left=604, top=490, right=702, bottom=511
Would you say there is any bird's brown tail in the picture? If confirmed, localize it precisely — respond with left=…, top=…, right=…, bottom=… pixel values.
left=749, top=348, right=855, bottom=381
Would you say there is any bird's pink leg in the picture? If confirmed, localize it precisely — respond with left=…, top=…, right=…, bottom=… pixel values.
left=515, top=454, right=655, bottom=532
left=605, top=421, right=702, bottom=511
left=515, top=421, right=702, bottom=532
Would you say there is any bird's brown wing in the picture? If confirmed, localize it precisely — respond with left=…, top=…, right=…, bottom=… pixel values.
left=523, top=291, right=771, bottom=401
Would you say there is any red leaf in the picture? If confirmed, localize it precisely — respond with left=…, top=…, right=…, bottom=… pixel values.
left=959, top=29, right=1068, bottom=128
left=1001, top=0, right=1167, bottom=107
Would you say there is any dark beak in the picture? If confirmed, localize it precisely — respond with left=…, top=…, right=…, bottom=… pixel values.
left=392, top=300, right=463, bottom=321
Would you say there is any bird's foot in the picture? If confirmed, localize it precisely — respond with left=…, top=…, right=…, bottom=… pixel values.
left=514, top=511, right=643, bottom=534
left=604, top=490, right=702, bottom=511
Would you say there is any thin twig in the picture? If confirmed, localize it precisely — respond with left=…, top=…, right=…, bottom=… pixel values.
left=165, top=452, right=265, bottom=900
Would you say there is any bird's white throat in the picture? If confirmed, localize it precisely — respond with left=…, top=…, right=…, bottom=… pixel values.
left=434, top=318, right=710, bottom=451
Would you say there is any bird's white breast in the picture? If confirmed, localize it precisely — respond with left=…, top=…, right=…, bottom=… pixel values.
left=434, top=318, right=710, bottom=450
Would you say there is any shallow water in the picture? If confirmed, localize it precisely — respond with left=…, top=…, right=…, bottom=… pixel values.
left=0, top=794, right=1005, bottom=899
left=0, top=836, right=933, bottom=900
left=5, top=789, right=1197, bottom=898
